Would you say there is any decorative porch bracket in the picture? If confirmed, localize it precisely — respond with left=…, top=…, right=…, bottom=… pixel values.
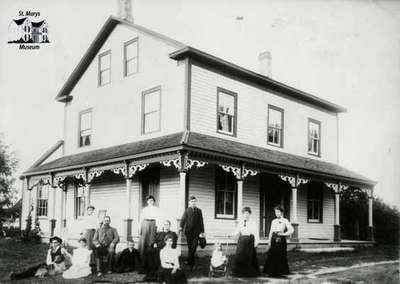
left=28, top=174, right=52, bottom=190
left=279, top=174, right=309, bottom=242
left=324, top=182, right=349, bottom=242
left=161, top=156, right=207, bottom=172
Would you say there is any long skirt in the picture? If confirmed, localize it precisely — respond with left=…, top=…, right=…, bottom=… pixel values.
left=83, top=229, right=96, bottom=250
left=232, top=234, right=259, bottom=277
left=158, top=268, right=187, bottom=284
left=62, top=264, right=91, bottom=279
left=138, top=220, right=157, bottom=273
left=263, top=234, right=290, bottom=276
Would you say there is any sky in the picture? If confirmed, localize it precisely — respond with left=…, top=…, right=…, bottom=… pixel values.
left=0, top=0, right=399, bottom=207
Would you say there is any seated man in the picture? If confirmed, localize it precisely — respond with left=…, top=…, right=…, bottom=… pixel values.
left=10, top=236, right=71, bottom=280
left=93, top=216, right=120, bottom=276
left=114, top=240, right=140, bottom=273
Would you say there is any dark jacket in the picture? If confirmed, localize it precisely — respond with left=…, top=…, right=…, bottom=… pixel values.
left=93, top=225, right=119, bottom=247
left=180, top=207, right=205, bottom=235
left=115, top=248, right=140, bottom=271
left=153, top=230, right=178, bottom=249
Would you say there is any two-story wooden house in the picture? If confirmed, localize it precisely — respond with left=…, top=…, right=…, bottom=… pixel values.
left=20, top=14, right=376, bottom=249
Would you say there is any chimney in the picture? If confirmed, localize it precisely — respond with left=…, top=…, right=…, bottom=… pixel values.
left=117, top=0, right=134, bottom=23
left=258, top=51, right=272, bottom=78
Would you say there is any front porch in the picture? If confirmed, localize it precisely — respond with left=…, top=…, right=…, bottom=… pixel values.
left=21, top=131, right=376, bottom=248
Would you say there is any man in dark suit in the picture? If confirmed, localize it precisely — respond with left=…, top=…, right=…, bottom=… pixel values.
left=179, top=196, right=205, bottom=268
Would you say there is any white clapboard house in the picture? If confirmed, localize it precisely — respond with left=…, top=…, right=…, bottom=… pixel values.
left=20, top=10, right=376, bottom=249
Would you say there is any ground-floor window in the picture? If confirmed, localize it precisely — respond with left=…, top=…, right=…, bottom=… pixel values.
left=74, top=185, right=85, bottom=219
left=307, top=183, right=323, bottom=223
left=36, top=184, right=49, bottom=217
left=215, top=167, right=237, bottom=219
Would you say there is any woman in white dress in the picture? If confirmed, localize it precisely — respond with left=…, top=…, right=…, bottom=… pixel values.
left=231, top=206, right=260, bottom=277
left=63, top=238, right=92, bottom=279
left=138, top=195, right=162, bottom=274
left=80, top=205, right=100, bottom=251
left=263, top=205, right=294, bottom=277
left=158, top=234, right=187, bottom=283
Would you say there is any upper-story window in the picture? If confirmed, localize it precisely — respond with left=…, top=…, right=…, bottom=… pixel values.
left=36, top=184, right=49, bottom=217
left=308, top=118, right=321, bottom=156
left=98, top=50, right=111, bottom=86
left=124, top=38, right=138, bottom=76
left=142, top=87, right=161, bottom=134
left=79, top=109, right=92, bottom=147
left=217, top=88, right=237, bottom=136
left=215, top=166, right=237, bottom=219
left=267, top=105, right=284, bottom=147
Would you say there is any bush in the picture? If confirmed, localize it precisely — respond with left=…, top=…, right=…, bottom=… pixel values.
left=21, top=214, right=41, bottom=243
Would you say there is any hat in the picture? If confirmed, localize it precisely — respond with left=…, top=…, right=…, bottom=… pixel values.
left=49, top=236, right=62, bottom=244
left=241, top=206, right=252, bottom=214
left=78, top=237, right=87, bottom=243
left=189, top=196, right=197, bottom=201
left=87, top=204, right=95, bottom=210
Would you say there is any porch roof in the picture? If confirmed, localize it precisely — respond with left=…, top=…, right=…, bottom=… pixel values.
left=22, top=131, right=375, bottom=188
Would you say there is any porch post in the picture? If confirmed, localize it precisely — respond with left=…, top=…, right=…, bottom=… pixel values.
left=84, top=183, right=91, bottom=210
left=280, top=174, right=309, bottom=242
left=124, top=177, right=133, bottom=241
left=237, top=180, right=243, bottom=214
left=62, top=188, right=67, bottom=229
left=367, top=189, right=374, bottom=241
left=178, top=171, right=187, bottom=232
left=50, top=187, right=57, bottom=237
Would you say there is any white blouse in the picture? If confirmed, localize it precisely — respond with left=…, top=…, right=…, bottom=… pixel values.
left=269, top=217, right=294, bottom=238
left=160, top=247, right=180, bottom=269
left=81, top=213, right=100, bottom=230
left=233, top=218, right=260, bottom=247
left=140, top=205, right=162, bottom=228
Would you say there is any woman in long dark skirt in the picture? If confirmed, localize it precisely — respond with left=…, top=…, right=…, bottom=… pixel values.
left=231, top=206, right=260, bottom=277
left=138, top=195, right=162, bottom=274
left=263, top=205, right=294, bottom=277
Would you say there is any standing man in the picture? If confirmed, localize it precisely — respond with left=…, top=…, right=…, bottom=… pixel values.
left=179, top=196, right=205, bottom=269
left=93, top=216, right=120, bottom=276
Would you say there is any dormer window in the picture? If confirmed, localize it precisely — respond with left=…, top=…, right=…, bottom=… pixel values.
left=308, top=118, right=321, bottom=156
left=79, top=109, right=92, bottom=147
left=98, top=50, right=111, bottom=86
left=217, top=88, right=237, bottom=136
left=124, top=38, right=138, bottom=76
left=267, top=105, right=284, bottom=147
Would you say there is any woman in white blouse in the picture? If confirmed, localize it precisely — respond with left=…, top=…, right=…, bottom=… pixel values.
left=263, top=205, right=294, bottom=277
left=138, top=195, right=162, bottom=274
left=231, top=206, right=260, bottom=277
left=158, top=234, right=187, bottom=283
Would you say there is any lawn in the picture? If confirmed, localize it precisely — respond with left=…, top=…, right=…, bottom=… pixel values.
left=0, top=238, right=398, bottom=283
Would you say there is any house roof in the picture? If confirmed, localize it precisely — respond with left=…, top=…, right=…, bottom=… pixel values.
left=22, top=132, right=375, bottom=188
left=55, top=16, right=185, bottom=102
left=55, top=16, right=346, bottom=113
left=169, top=47, right=346, bottom=113
left=13, top=18, right=27, bottom=25
left=31, top=20, right=45, bottom=27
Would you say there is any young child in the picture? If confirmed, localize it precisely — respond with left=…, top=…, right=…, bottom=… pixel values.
left=63, top=238, right=92, bottom=279
left=211, top=241, right=227, bottom=269
left=114, top=240, right=140, bottom=273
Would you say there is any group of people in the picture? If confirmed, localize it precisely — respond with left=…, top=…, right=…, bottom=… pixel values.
left=10, top=194, right=294, bottom=282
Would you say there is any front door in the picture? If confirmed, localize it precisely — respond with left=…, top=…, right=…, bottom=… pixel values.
left=260, top=174, right=290, bottom=237
left=140, top=167, right=160, bottom=208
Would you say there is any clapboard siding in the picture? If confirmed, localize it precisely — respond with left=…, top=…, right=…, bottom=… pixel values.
left=190, top=64, right=338, bottom=163
left=297, top=186, right=334, bottom=239
left=188, top=165, right=260, bottom=238
left=159, top=166, right=181, bottom=230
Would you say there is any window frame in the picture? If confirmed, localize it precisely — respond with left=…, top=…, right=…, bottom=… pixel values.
left=98, top=50, right=111, bottom=86
left=216, top=87, right=238, bottom=137
left=123, top=37, right=139, bottom=77
left=307, top=118, right=321, bottom=157
left=78, top=108, right=92, bottom=148
left=307, top=186, right=323, bottom=223
left=141, top=86, right=162, bottom=135
left=74, top=184, right=85, bottom=220
left=214, top=166, right=237, bottom=220
left=267, top=104, right=284, bottom=148
left=36, top=184, right=49, bottom=217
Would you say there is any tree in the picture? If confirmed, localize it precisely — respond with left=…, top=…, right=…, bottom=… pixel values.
left=0, top=135, right=18, bottom=228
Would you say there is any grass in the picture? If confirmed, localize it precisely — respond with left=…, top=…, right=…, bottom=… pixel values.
left=0, top=239, right=398, bottom=283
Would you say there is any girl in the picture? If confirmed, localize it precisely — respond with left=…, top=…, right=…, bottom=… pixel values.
left=263, top=205, right=294, bottom=277
left=158, top=234, right=187, bottom=284
left=63, top=238, right=92, bottom=279
left=231, top=206, right=260, bottom=277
